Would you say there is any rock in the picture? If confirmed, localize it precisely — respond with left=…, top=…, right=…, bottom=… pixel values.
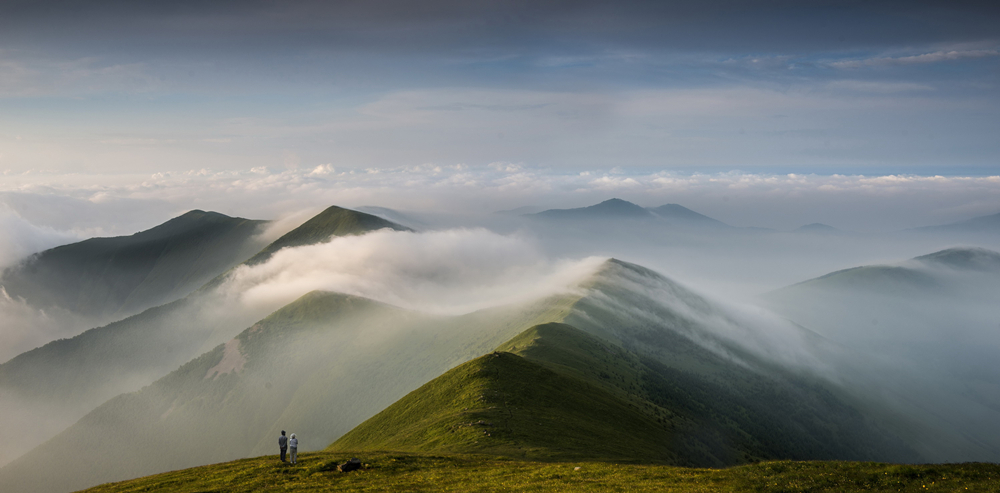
left=338, top=458, right=362, bottom=472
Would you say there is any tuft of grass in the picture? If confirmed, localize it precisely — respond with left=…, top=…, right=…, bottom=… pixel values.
left=82, top=451, right=1000, bottom=493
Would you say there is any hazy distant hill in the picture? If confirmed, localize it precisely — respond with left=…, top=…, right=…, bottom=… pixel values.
left=768, top=246, right=1000, bottom=298
left=910, top=211, right=1000, bottom=234
left=532, top=198, right=653, bottom=219
left=912, top=246, right=1000, bottom=271
left=0, top=258, right=916, bottom=492
left=648, top=203, right=729, bottom=227
left=763, top=246, right=1000, bottom=462
left=0, top=210, right=268, bottom=320
left=531, top=199, right=728, bottom=228
left=0, top=206, right=407, bottom=472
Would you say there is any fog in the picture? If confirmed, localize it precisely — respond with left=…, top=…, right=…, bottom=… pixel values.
left=3, top=188, right=1000, bottom=489
left=223, top=228, right=603, bottom=315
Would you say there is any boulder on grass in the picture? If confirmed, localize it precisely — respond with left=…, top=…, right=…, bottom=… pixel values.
left=338, top=458, right=362, bottom=472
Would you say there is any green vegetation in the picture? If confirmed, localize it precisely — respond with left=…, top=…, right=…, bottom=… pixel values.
left=245, top=205, right=410, bottom=265
left=83, top=451, right=1000, bottom=492
left=0, top=209, right=267, bottom=319
left=334, top=322, right=914, bottom=466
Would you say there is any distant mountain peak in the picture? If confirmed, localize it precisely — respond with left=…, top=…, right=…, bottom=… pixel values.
left=244, top=205, right=410, bottom=265
left=532, top=198, right=652, bottom=219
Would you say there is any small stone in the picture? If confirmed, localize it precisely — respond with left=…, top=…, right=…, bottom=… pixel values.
left=574, top=467, right=581, bottom=471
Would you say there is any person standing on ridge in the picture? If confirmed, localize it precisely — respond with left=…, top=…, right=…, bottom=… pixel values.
left=278, top=430, right=288, bottom=462
left=289, top=433, right=299, bottom=465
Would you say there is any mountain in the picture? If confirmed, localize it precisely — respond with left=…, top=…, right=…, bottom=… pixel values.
left=767, top=246, right=1000, bottom=298
left=332, top=322, right=910, bottom=465
left=911, top=211, right=1000, bottom=234
left=0, top=210, right=268, bottom=320
left=762, top=246, right=1000, bottom=462
left=353, top=206, right=425, bottom=229
left=647, top=204, right=728, bottom=227
left=532, top=199, right=654, bottom=219
left=0, top=258, right=916, bottom=492
left=245, top=205, right=409, bottom=265
left=0, top=206, right=408, bottom=471
left=912, top=246, right=1000, bottom=271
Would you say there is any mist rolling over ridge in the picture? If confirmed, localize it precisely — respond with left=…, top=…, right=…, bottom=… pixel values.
left=0, top=196, right=999, bottom=491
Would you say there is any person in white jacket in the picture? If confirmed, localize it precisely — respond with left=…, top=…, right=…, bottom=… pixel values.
left=289, top=433, right=299, bottom=465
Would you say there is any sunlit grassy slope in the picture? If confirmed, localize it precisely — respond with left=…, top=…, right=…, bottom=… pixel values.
left=81, top=451, right=1000, bottom=493
left=333, top=322, right=912, bottom=465
left=0, top=209, right=267, bottom=319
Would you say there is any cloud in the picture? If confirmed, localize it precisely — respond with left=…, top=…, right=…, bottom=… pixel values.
left=222, top=228, right=605, bottom=315
left=2, top=167, right=1000, bottom=232
left=0, top=206, right=77, bottom=269
left=830, top=49, right=1000, bottom=69
left=826, top=80, right=934, bottom=94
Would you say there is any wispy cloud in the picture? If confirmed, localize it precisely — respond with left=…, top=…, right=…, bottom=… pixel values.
left=830, top=49, right=1000, bottom=69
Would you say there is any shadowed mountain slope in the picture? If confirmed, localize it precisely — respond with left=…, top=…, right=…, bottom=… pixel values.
left=0, top=206, right=408, bottom=471
left=0, top=210, right=267, bottom=320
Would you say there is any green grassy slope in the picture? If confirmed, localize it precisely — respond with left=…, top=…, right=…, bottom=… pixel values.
left=0, top=210, right=268, bottom=319
left=81, top=451, right=1000, bottom=493
left=333, top=322, right=914, bottom=466
left=244, top=205, right=410, bottom=265
left=331, top=346, right=682, bottom=462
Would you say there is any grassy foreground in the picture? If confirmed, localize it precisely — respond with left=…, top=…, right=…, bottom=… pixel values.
left=83, top=451, right=1000, bottom=492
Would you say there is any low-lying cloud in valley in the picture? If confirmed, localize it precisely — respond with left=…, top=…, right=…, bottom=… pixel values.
left=223, top=228, right=606, bottom=315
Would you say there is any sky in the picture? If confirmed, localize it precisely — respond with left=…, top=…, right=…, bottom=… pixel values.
left=1, top=0, right=999, bottom=237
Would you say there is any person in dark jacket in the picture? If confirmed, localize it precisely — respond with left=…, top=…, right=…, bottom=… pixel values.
left=278, top=430, right=288, bottom=462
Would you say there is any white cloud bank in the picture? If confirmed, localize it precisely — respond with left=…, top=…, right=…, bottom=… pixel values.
left=2, top=167, right=998, bottom=235
left=222, top=228, right=605, bottom=315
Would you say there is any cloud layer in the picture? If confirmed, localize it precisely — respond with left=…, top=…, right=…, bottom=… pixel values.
left=2, top=167, right=998, bottom=240
left=222, top=228, right=604, bottom=315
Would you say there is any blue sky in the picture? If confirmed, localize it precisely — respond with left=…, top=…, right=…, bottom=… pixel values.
left=1, top=1, right=997, bottom=175
left=0, top=1, right=999, bottom=237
